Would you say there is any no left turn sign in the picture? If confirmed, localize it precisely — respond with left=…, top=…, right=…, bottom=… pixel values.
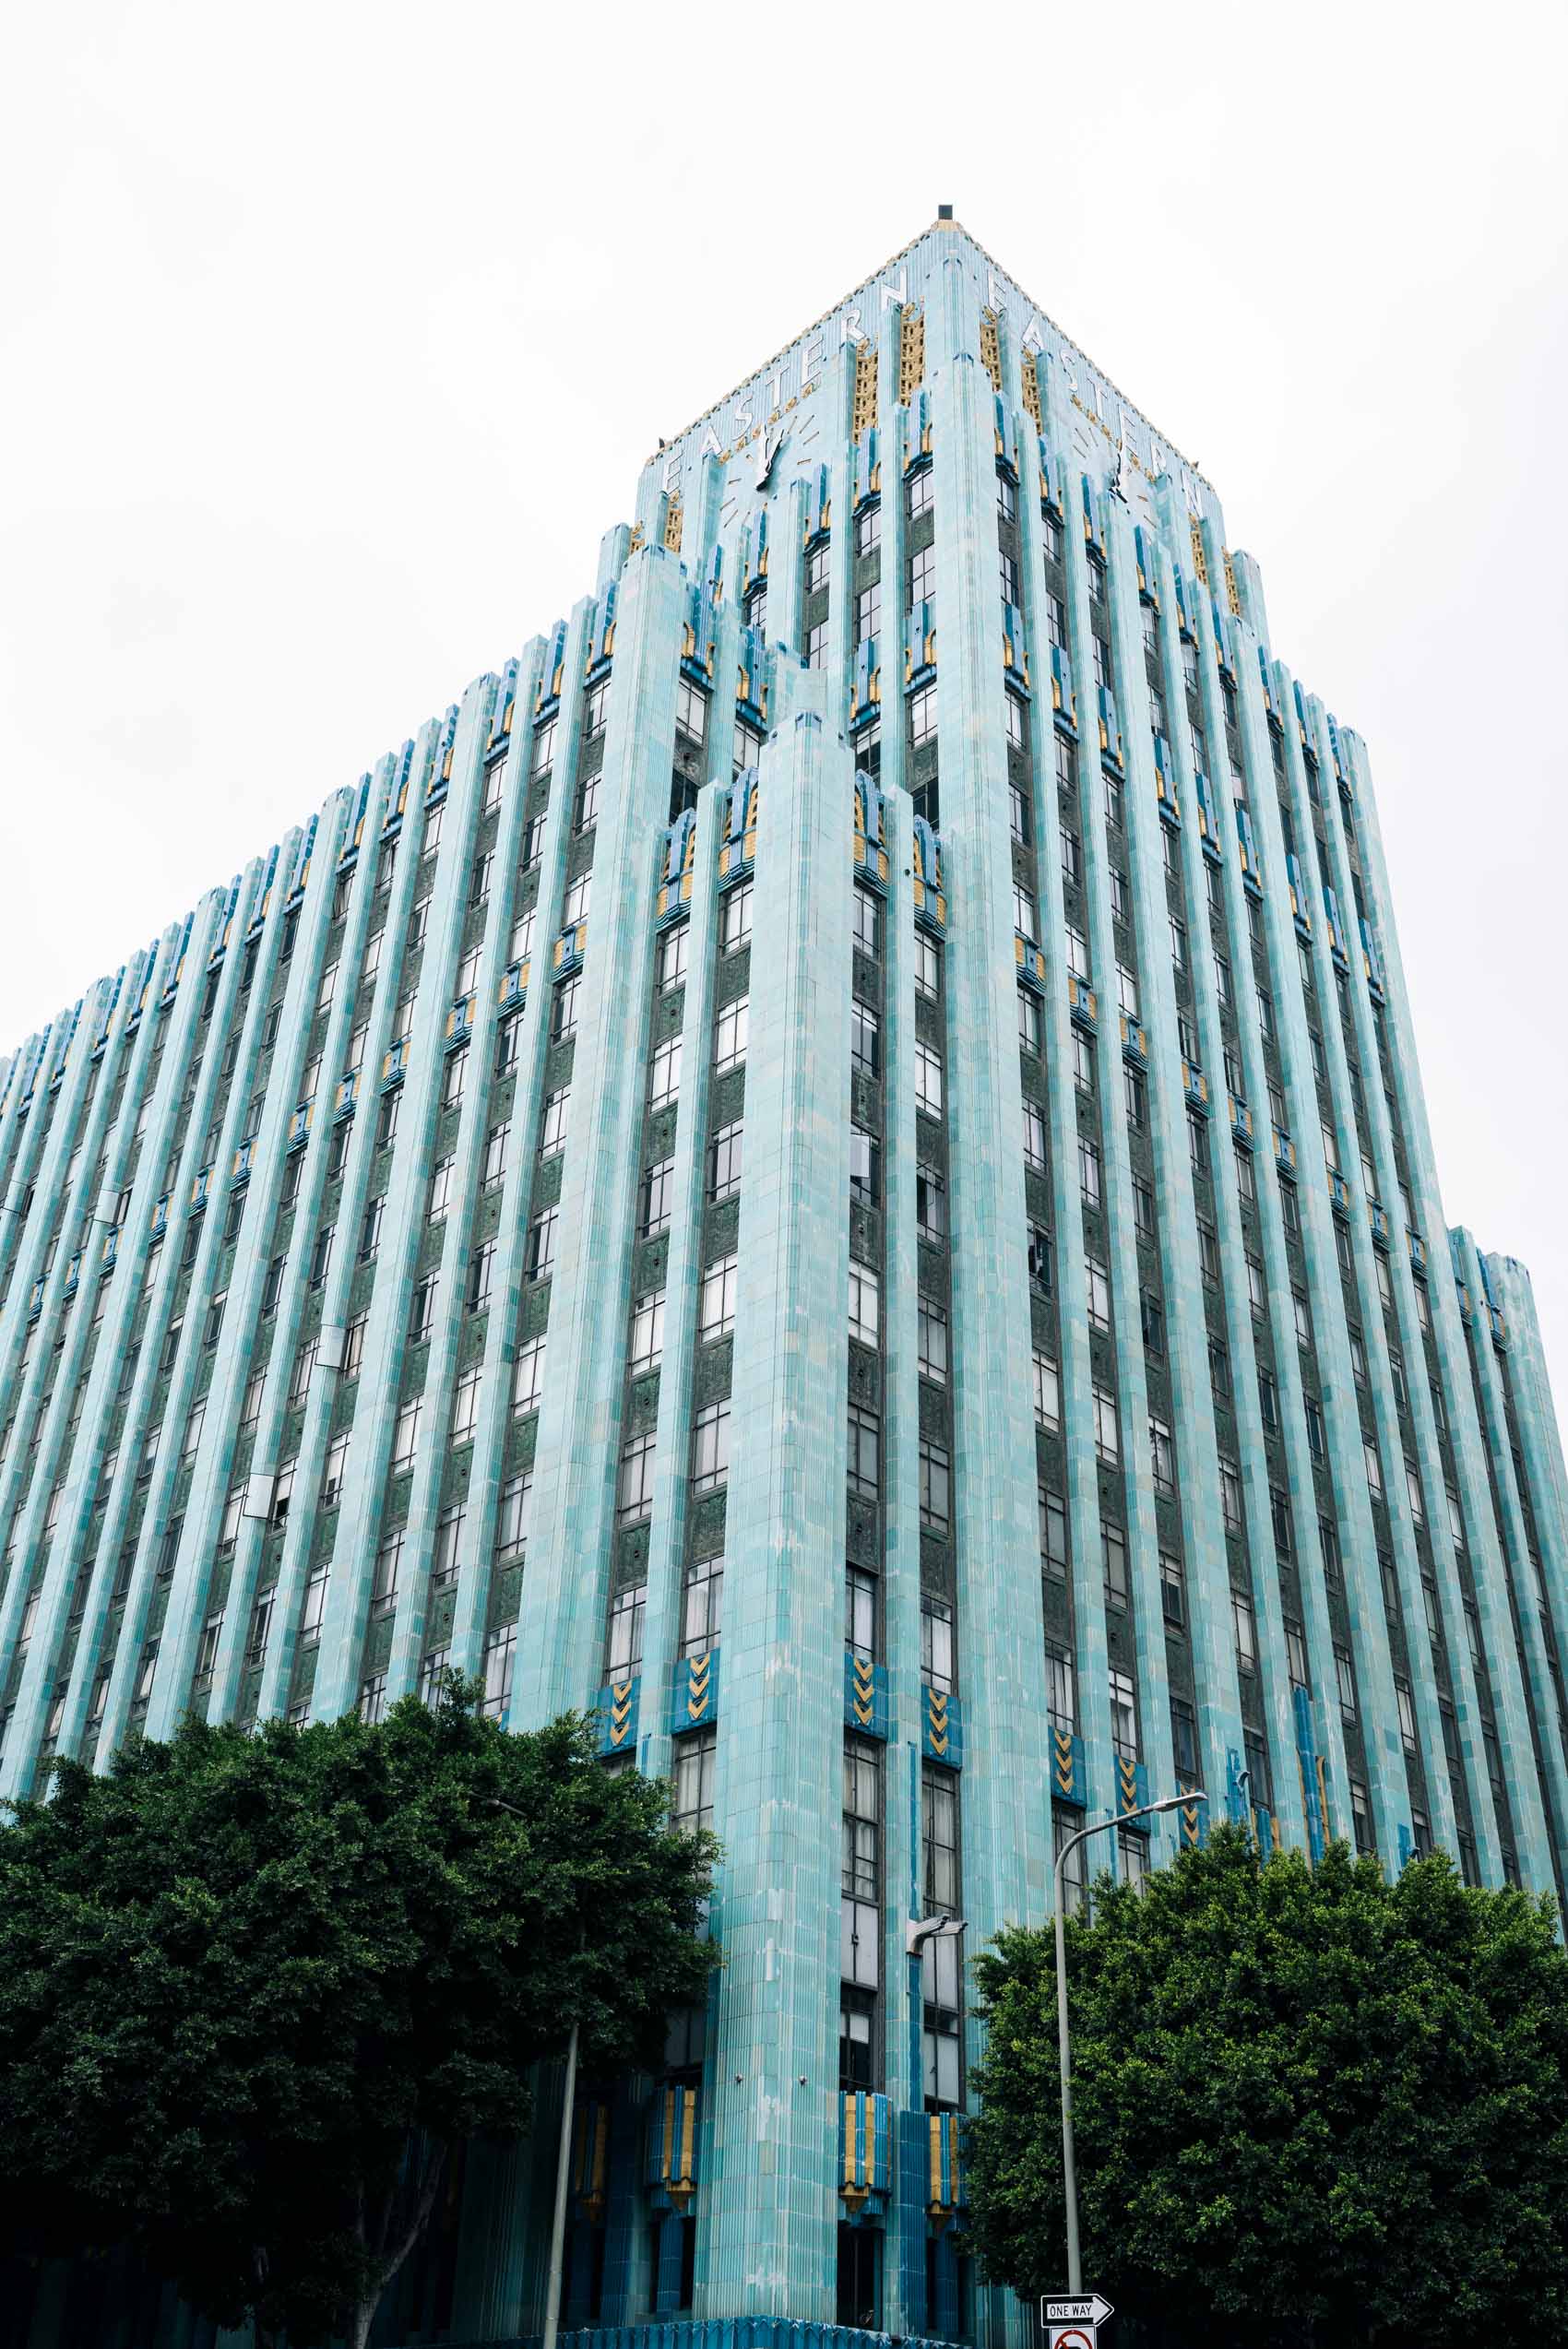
left=1048, top=2331, right=1096, bottom=2349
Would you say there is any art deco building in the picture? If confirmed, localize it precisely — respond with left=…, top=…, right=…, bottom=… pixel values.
left=2, top=212, right=1565, bottom=2348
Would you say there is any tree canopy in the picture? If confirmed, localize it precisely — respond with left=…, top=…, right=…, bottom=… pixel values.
left=0, top=1679, right=718, bottom=2349
left=968, top=1825, right=1568, bottom=2349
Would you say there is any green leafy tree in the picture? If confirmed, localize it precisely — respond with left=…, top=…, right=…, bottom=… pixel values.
left=0, top=1679, right=717, bottom=2349
left=968, top=1825, right=1568, bottom=2349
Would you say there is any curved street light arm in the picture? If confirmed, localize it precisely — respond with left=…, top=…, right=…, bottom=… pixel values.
left=1051, top=1788, right=1207, bottom=2292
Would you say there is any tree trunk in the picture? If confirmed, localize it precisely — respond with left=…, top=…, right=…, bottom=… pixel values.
left=346, top=2138, right=449, bottom=2349
left=249, top=2242, right=279, bottom=2349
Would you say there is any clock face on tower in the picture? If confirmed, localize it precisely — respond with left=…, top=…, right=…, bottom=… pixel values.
left=718, top=406, right=825, bottom=532
left=754, top=421, right=786, bottom=491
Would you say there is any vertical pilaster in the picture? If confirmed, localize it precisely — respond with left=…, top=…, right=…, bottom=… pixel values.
left=1453, top=1226, right=1563, bottom=1888
left=639, top=788, right=723, bottom=1780
left=310, top=710, right=475, bottom=1720
left=0, top=963, right=153, bottom=1769
left=1499, top=1256, right=1568, bottom=1552
left=928, top=257, right=1050, bottom=2349
left=513, top=547, right=686, bottom=1727
left=879, top=780, right=924, bottom=2342
left=699, top=693, right=850, bottom=2324
left=153, top=786, right=357, bottom=1732
left=1346, top=728, right=1561, bottom=1885
left=1028, top=357, right=1118, bottom=1859
left=1147, top=529, right=1301, bottom=1832
left=1231, top=648, right=1411, bottom=1862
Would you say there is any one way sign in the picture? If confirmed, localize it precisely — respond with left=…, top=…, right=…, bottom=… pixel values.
left=1041, top=2293, right=1114, bottom=2344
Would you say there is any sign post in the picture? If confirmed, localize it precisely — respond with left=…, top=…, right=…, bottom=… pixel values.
left=1041, top=2293, right=1114, bottom=2348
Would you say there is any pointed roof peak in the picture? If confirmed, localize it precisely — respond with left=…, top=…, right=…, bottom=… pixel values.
left=649, top=214, right=1213, bottom=514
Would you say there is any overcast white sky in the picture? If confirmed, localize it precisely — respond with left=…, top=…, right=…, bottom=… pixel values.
left=3, top=1, right=1565, bottom=1433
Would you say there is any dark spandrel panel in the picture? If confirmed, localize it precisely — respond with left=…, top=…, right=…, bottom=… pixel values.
left=612, top=1522, right=650, bottom=1596
left=687, top=1491, right=727, bottom=1564
left=289, top=1644, right=318, bottom=1711
left=531, top=1152, right=563, bottom=1214
left=917, top=1383, right=947, bottom=1445
left=703, top=1198, right=740, bottom=1266
left=626, top=1370, right=661, bottom=1439
left=846, top=1493, right=879, bottom=1572
left=693, top=1338, right=732, bottom=1413
left=715, top=946, right=751, bottom=1011
left=849, top=1202, right=880, bottom=1270
left=486, top=1563, right=524, bottom=1633
left=920, top=1529, right=955, bottom=1603
left=632, top=1234, right=669, bottom=1299
left=848, top=1346, right=880, bottom=1413
left=707, top=1068, right=746, bottom=1133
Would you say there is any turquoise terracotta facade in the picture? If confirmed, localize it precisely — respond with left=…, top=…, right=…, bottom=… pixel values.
left=1, top=216, right=1565, bottom=2348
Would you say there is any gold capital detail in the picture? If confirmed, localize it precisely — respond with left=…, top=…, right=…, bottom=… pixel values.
left=1021, top=351, right=1041, bottom=430
left=980, top=308, right=1001, bottom=392
left=852, top=341, right=878, bottom=438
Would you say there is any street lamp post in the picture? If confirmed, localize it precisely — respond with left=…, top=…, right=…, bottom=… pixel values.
left=1051, top=1791, right=1207, bottom=2292
left=540, top=2001, right=580, bottom=2349
left=487, top=1796, right=577, bottom=2349
left=904, top=1913, right=968, bottom=2111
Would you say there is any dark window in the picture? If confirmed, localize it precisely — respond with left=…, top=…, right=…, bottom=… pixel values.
left=837, top=2225, right=881, bottom=2331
